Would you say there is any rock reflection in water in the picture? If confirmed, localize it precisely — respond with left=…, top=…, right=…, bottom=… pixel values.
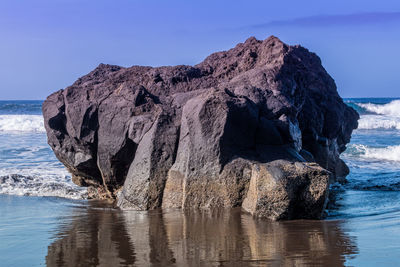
left=46, top=202, right=357, bottom=266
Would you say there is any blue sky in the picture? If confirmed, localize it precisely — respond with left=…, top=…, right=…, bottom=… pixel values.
left=1, top=0, right=400, bottom=99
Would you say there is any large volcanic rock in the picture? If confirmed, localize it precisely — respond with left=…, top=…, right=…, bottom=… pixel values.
left=42, top=36, right=359, bottom=220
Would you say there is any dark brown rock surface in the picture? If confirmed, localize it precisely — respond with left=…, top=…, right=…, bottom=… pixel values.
left=42, top=36, right=359, bottom=220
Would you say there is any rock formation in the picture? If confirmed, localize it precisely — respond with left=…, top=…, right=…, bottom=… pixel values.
left=42, top=36, right=359, bottom=220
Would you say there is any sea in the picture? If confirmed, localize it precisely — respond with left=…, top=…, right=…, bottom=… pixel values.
left=0, top=98, right=399, bottom=266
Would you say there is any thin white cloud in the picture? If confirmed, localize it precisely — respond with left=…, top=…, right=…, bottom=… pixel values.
left=250, top=12, right=400, bottom=28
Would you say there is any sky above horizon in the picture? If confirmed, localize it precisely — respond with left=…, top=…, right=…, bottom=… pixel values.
left=1, top=0, right=400, bottom=99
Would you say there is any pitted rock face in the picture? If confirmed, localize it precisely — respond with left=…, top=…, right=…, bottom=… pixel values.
left=42, top=36, right=359, bottom=220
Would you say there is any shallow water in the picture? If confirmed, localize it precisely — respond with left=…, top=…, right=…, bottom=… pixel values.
left=1, top=99, right=400, bottom=266
left=2, top=193, right=400, bottom=267
left=0, top=195, right=359, bottom=267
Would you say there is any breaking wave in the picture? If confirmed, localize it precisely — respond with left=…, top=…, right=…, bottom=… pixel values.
left=357, top=100, right=400, bottom=117
left=348, top=144, right=400, bottom=162
left=352, top=100, right=400, bottom=130
left=358, top=115, right=400, bottom=130
left=0, top=115, right=45, bottom=133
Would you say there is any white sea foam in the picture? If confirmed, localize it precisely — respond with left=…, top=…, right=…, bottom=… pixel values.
left=0, top=115, right=45, bottom=133
left=0, top=168, right=87, bottom=199
left=358, top=100, right=400, bottom=117
left=0, top=128, right=87, bottom=199
left=355, top=100, right=400, bottom=130
left=350, top=144, right=400, bottom=162
left=0, top=164, right=87, bottom=199
left=358, top=114, right=400, bottom=130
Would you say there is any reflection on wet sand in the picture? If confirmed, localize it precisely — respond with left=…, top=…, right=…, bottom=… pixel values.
left=46, top=202, right=357, bottom=266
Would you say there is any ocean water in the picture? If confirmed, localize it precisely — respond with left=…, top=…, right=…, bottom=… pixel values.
left=0, top=101, right=87, bottom=199
left=0, top=98, right=400, bottom=266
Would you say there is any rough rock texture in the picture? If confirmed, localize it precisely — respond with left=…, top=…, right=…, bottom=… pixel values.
left=42, top=36, right=359, bottom=220
left=242, top=161, right=330, bottom=220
